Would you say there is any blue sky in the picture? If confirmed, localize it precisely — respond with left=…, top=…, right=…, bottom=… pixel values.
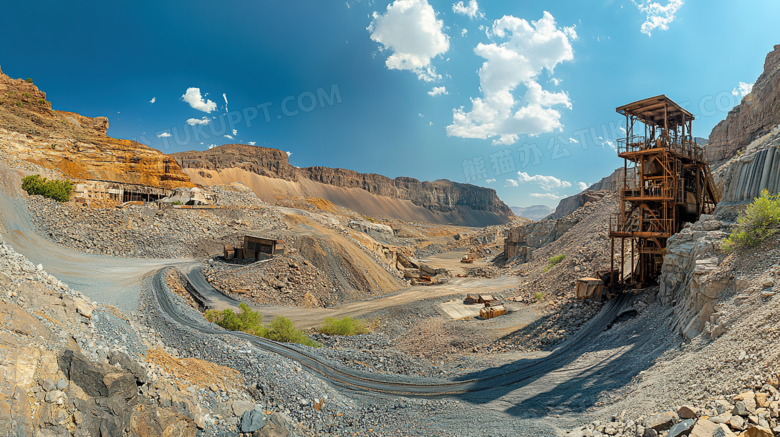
left=1, top=0, right=778, bottom=207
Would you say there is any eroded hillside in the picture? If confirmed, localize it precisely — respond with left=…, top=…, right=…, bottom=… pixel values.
left=172, top=144, right=514, bottom=227
left=0, top=66, right=192, bottom=189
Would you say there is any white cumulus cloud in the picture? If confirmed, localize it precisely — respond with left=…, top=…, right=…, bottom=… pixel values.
left=461, top=28, right=468, bottom=36
left=232, top=129, right=238, bottom=136
left=224, top=135, right=233, bottom=139
left=248, top=141, right=256, bottom=145
left=516, top=171, right=571, bottom=191
left=181, top=88, right=217, bottom=113
left=732, top=82, right=754, bottom=98
left=578, top=181, right=588, bottom=191
left=286, top=151, right=293, bottom=157
left=505, top=179, right=519, bottom=187
left=633, top=0, right=684, bottom=36
left=446, top=12, right=577, bottom=145
left=452, top=0, right=483, bottom=19
left=569, top=137, right=579, bottom=143
left=223, top=93, right=229, bottom=112
left=530, top=192, right=561, bottom=199
left=149, top=97, right=156, bottom=104
left=485, top=178, right=496, bottom=183
left=186, top=117, right=210, bottom=126
left=368, top=0, right=450, bottom=82
left=208, top=144, right=217, bottom=149
left=157, top=132, right=171, bottom=138
left=428, top=86, right=448, bottom=96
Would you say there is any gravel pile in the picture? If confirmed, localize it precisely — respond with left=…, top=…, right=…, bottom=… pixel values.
left=210, top=183, right=268, bottom=208
left=204, top=254, right=340, bottom=307
left=0, top=240, right=261, bottom=436
left=465, top=265, right=501, bottom=278
left=26, top=195, right=285, bottom=258
left=310, top=332, right=449, bottom=378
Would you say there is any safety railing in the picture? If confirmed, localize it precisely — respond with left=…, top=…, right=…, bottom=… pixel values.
left=611, top=213, right=674, bottom=235
left=616, top=136, right=704, bottom=161
left=616, top=136, right=646, bottom=154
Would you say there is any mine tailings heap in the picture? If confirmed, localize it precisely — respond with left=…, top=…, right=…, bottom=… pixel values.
left=608, top=95, right=719, bottom=289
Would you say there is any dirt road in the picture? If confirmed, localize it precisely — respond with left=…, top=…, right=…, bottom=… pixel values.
left=0, top=167, right=197, bottom=313
left=186, top=264, right=518, bottom=329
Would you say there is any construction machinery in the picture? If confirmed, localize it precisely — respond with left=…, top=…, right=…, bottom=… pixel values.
left=604, top=95, right=719, bottom=292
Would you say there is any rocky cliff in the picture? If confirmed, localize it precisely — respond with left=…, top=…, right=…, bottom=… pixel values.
left=705, top=45, right=780, bottom=167
left=0, top=66, right=192, bottom=189
left=715, top=128, right=780, bottom=203
left=587, top=167, right=637, bottom=192
left=546, top=190, right=608, bottom=221
left=172, top=144, right=514, bottom=227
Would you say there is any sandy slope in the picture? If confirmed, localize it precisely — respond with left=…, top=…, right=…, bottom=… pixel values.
left=185, top=167, right=510, bottom=227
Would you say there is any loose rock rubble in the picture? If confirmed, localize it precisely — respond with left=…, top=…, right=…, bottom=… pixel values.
left=0, top=240, right=291, bottom=436
left=26, top=194, right=285, bottom=258
left=204, top=254, right=340, bottom=307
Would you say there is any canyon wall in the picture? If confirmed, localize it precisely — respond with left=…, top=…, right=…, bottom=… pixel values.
left=717, top=129, right=780, bottom=203
left=0, top=66, right=192, bottom=189
left=546, top=190, right=608, bottom=221
left=705, top=44, right=780, bottom=167
left=173, top=144, right=514, bottom=227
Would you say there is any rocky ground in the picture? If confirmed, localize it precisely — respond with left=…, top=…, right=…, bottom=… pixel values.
left=203, top=255, right=340, bottom=308
left=26, top=190, right=286, bottom=258
left=0, top=239, right=287, bottom=436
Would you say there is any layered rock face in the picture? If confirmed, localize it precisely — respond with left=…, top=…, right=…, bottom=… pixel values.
left=546, top=190, right=608, bottom=221
left=173, top=145, right=296, bottom=181
left=716, top=129, right=780, bottom=203
left=705, top=45, right=780, bottom=167
left=658, top=215, right=731, bottom=340
left=173, top=144, right=514, bottom=226
left=503, top=216, right=579, bottom=261
left=0, top=66, right=192, bottom=189
left=587, top=167, right=636, bottom=192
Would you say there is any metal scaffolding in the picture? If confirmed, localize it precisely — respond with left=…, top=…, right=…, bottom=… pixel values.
left=608, top=95, right=719, bottom=290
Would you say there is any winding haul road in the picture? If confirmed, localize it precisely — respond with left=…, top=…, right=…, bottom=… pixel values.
left=155, top=268, right=634, bottom=396
left=0, top=166, right=636, bottom=398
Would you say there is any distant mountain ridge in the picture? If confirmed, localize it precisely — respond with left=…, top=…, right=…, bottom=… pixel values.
left=172, top=144, right=515, bottom=227
left=510, top=205, right=554, bottom=221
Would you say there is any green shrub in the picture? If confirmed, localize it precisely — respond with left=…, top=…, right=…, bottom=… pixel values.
left=50, top=144, right=56, bottom=150
left=206, top=304, right=320, bottom=348
left=723, top=189, right=780, bottom=252
left=171, top=201, right=182, bottom=205
left=38, top=98, right=46, bottom=105
left=21, top=175, right=72, bottom=202
left=23, top=92, right=30, bottom=98
left=320, top=316, right=369, bottom=336
left=535, top=292, right=544, bottom=302
left=264, top=316, right=320, bottom=347
left=544, top=254, right=565, bottom=272
left=15, top=101, right=22, bottom=107
left=25, top=78, right=33, bottom=83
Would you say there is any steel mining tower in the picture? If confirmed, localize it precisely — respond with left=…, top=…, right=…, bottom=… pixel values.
left=608, top=95, right=719, bottom=290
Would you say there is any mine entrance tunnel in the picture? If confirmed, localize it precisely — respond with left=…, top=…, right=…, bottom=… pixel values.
left=607, top=95, right=719, bottom=290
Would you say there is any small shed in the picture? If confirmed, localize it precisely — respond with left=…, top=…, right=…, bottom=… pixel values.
left=576, top=277, right=604, bottom=300
left=244, top=235, right=285, bottom=261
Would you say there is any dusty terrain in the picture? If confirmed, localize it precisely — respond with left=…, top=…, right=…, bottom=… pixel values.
left=4, top=48, right=780, bottom=437
left=174, top=144, right=515, bottom=227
